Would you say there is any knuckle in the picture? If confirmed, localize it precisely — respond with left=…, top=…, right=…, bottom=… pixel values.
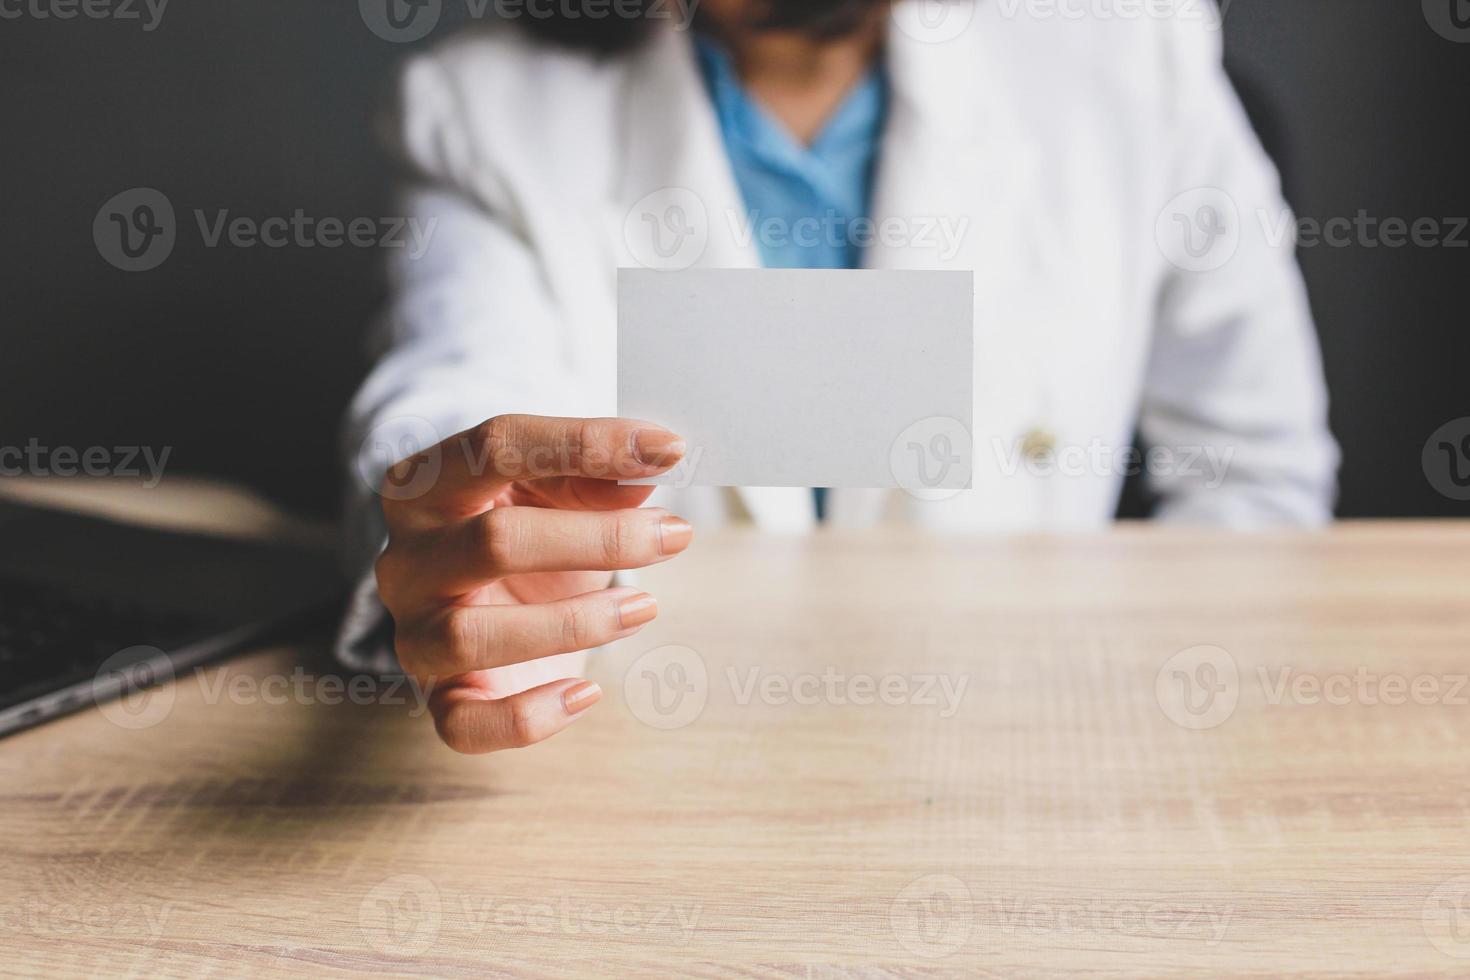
left=477, top=507, right=517, bottom=571
left=373, top=547, right=397, bottom=589
left=558, top=601, right=592, bottom=652
left=373, top=547, right=407, bottom=612
left=390, top=620, right=436, bottom=675
left=389, top=622, right=417, bottom=668
left=475, top=414, right=519, bottom=479
left=565, top=418, right=588, bottom=473
left=440, top=607, right=484, bottom=672
left=505, top=700, right=541, bottom=749
left=436, top=703, right=480, bottom=755
left=599, top=514, right=631, bottom=566
left=378, top=489, right=403, bottom=525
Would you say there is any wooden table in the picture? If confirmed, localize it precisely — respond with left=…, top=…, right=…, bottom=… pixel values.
left=3, top=482, right=1469, bottom=976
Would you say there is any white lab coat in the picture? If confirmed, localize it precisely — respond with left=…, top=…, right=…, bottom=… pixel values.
left=338, top=0, right=1337, bottom=671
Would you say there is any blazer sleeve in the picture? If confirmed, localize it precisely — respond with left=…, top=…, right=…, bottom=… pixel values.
left=1138, top=9, right=1339, bottom=527
left=335, top=54, right=582, bottom=672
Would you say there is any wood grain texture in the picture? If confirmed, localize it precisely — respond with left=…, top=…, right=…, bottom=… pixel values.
left=2, top=483, right=1468, bottom=977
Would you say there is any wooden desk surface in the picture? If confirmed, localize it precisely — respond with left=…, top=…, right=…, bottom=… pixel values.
left=3, top=484, right=1469, bottom=976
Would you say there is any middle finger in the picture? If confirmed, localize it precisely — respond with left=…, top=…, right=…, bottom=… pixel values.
left=400, top=506, right=693, bottom=603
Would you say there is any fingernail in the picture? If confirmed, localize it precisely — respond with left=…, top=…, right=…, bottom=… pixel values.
left=633, top=428, right=686, bottom=468
left=617, top=592, right=659, bottom=629
left=563, top=680, right=602, bottom=715
left=659, top=515, right=693, bottom=555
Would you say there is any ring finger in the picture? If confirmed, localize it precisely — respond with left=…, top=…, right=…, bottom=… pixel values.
left=397, top=586, right=659, bottom=676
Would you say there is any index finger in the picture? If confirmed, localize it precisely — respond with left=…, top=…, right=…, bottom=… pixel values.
left=385, top=415, right=685, bottom=525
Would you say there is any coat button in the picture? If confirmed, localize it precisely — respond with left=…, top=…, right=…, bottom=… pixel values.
left=1021, top=428, right=1056, bottom=462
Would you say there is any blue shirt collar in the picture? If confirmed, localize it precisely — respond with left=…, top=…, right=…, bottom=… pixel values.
left=693, top=33, right=887, bottom=216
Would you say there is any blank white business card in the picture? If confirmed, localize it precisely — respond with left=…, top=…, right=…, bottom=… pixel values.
left=618, top=268, right=974, bottom=489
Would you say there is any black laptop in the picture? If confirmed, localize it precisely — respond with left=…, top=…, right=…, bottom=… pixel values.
left=0, top=497, right=344, bottom=736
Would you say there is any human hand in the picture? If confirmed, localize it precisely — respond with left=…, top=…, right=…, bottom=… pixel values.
left=374, top=415, right=690, bottom=753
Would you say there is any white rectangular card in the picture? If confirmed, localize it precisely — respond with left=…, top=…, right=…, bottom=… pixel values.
left=618, top=268, right=974, bottom=489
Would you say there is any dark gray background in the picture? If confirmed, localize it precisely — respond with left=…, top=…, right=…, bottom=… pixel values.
left=2, top=0, right=1465, bottom=518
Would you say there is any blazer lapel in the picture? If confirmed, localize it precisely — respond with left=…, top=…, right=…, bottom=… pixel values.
left=613, top=30, right=816, bottom=532
left=613, top=27, right=759, bottom=272
left=828, top=2, right=1050, bottom=527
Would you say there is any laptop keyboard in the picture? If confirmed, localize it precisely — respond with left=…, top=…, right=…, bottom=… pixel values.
left=0, top=573, right=207, bottom=694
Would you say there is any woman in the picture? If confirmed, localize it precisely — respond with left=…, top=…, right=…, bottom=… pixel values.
left=344, top=0, right=1337, bottom=753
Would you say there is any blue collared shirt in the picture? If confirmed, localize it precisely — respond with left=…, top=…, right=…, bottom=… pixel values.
left=695, top=36, right=888, bottom=518
left=694, top=35, right=887, bottom=272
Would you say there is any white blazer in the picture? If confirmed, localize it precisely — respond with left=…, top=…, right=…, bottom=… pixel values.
left=338, top=0, right=1337, bottom=670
